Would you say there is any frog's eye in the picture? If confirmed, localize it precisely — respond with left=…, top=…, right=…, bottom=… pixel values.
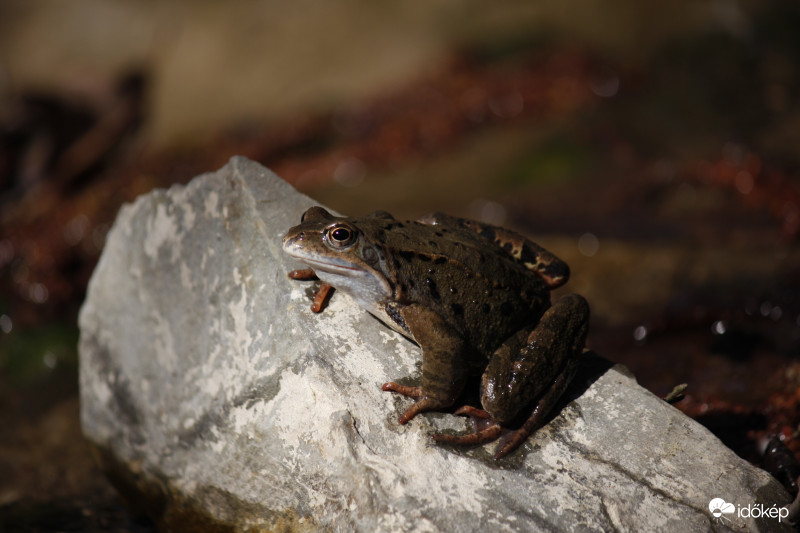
left=325, top=224, right=357, bottom=248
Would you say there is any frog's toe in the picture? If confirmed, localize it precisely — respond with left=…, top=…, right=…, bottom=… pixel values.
left=382, top=384, right=448, bottom=424
left=493, top=427, right=534, bottom=460
left=310, top=282, right=333, bottom=313
left=396, top=397, right=449, bottom=424
left=431, top=425, right=503, bottom=447
left=381, top=382, right=423, bottom=398
left=287, top=268, right=318, bottom=280
left=452, top=405, right=490, bottom=418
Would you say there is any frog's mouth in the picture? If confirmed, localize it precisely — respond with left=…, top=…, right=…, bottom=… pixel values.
left=282, top=237, right=361, bottom=274
left=293, top=256, right=362, bottom=274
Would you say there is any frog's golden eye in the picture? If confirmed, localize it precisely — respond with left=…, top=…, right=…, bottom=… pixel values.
left=325, top=224, right=357, bottom=248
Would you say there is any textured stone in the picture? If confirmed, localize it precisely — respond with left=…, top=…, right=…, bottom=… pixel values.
left=79, top=156, right=791, bottom=532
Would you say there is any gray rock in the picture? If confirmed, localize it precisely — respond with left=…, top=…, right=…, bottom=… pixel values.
left=79, top=156, right=791, bottom=532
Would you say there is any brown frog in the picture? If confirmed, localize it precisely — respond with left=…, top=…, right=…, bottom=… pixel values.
left=282, top=206, right=589, bottom=459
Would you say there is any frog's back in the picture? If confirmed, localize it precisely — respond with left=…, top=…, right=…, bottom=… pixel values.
left=364, top=219, right=551, bottom=354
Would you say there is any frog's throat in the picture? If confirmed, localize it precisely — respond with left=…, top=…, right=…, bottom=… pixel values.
left=296, top=257, right=393, bottom=311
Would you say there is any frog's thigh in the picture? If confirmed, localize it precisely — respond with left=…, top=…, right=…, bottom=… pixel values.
left=400, top=303, right=470, bottom=405
left=481, top=294, right=589, bottom=425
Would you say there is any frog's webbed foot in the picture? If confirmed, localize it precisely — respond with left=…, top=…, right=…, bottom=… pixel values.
left=430, top=406, right=508, bottom=458
left=429, top=415, right=527, bottom=460
left=381, top=382, right=455, bottom=424
left=288, top=269, right=334, bottom=313
left=489, top=386, right=566, bottom=459
left=432, top=424, right=503, bottom=448
left=433, top=361, right=576, bottom=460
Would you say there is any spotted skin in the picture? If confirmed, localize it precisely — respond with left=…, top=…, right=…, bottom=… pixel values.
left=417, top=212, right=569, bottom=288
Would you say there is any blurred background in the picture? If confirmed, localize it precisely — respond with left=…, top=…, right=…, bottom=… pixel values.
left=1, top=0, right=799, bottom=530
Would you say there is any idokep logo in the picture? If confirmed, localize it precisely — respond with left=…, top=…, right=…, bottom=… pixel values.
left=708, top=498, right=735, bottom=521
left=708, top=497, right=789, bottom=524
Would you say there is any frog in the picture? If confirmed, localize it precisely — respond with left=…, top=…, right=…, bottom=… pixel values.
left=282, top=206, right=590, bottom=459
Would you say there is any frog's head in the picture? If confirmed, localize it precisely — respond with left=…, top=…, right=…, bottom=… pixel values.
left=282, top=206, right=393, bottom=305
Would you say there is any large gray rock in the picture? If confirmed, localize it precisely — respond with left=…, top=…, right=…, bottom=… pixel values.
left=79, top=156, right=791, bottom=532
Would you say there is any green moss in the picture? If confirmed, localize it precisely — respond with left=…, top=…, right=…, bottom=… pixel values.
left=503, top=134, right=592, bottom=186
left=0, top=322, right=79, bottom=384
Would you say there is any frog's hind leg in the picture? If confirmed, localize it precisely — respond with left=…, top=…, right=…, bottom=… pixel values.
left=483, top=294, right=589, bottom=459
left=434, top=294, right=588, bottom=458
left=492, top=359, right=577, bottom=459
left=432, top=424, right=503, bottom=447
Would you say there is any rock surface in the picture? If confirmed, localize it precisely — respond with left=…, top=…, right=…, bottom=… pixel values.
left=79, top=156, right=791, bottom=532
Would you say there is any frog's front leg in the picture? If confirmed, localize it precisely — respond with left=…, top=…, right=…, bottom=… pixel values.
left=287, top=268, right=334, bottom=313
left=382, top=303, right=470, bottom=424
left=435, top=294, right=589, bottom=459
